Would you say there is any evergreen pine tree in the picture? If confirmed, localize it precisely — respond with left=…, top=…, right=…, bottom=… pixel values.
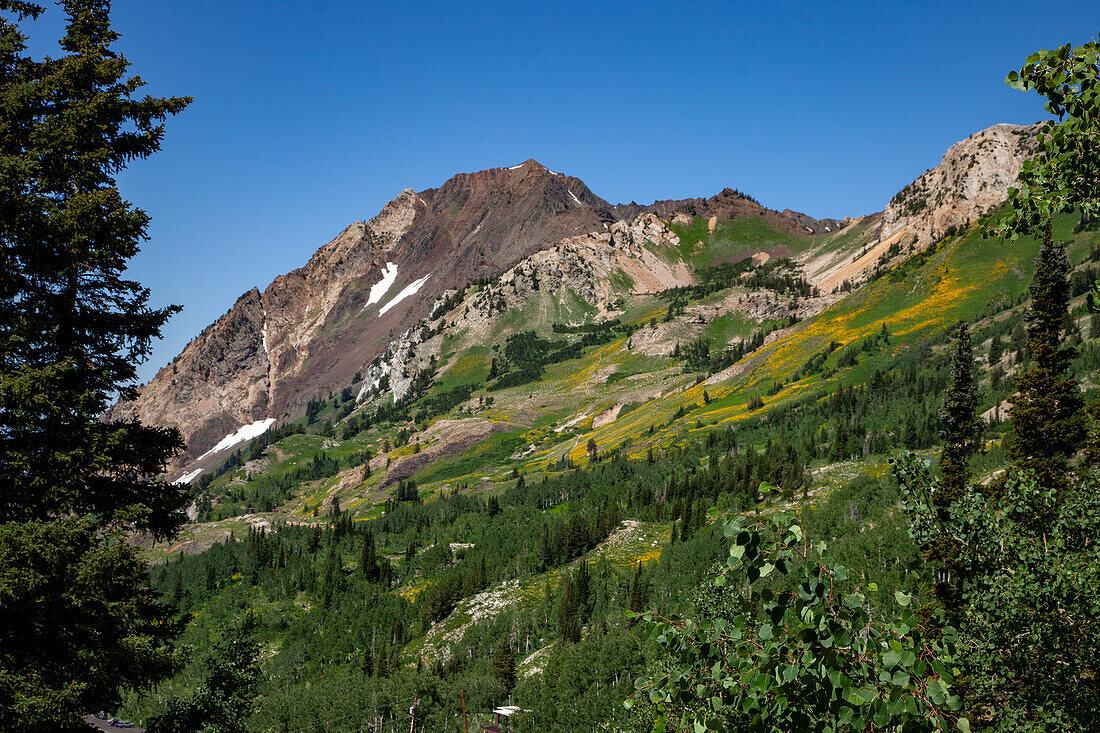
left=321, top=541, right=338, bottom=607
left=628, top=562, right=646, bottom=613
left=490, top=636, right=516, bottom=692
left=937, top=322, right=982, bottom=508
left=0, top=2, right=191, bottom=726
left=926, top=322, right=983, bottom=617
left=0, top=1, right=190, bottom=531
left=557, top=574, right=580, bottom=643
left=1008, top=241, right=1086, bottom=496
left=988, top=333, right=1003, bottom=364
left=680, top=501, right=693, bottom=541
left=574, top=559, right=591, bottom=623
left=361, top=531, right=379, bottom=581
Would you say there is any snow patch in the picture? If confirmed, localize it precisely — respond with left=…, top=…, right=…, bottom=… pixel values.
left=568, top=190, right=583, bottom=206
left=805, top=226, right=813, bottom=232
left=378, top=274, right=431, bottom=317
left=364, top=262, right=399, bottom=309
left=198, top=418, right=276, bottom=460
left=506, top=163, right=524, bottom=170
left=175, top=468, right=203, bottom=485
left=825, top=227, right=831, bottom=232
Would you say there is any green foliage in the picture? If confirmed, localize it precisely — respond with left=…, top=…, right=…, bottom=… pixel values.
left=1007, top=242, right=1085, bottom=489
left=0, top=0, right=190, bottom=536
left=937, top=323, right=982, bottom=508
left=0, top=518, right=184, bottom=728
left=487, top=325, right=630, bottom=391
left=490, top=636, right=516, bottom=692
left=987, top=38, right=1100, bottom=242
left=628, top=513, right=965, bottom=733
left=0, top=1, right=191, bottom=725
left=515, top=628, right=647, bottom=733
left=148, top=624, right=261, bottom=733
left=896, top=456, right=1100, bottom=731
left=922, top=322, right=982, bottom=617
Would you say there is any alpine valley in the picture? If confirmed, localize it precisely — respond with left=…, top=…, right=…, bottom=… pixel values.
left=118, top=121, right=1100, bottom=730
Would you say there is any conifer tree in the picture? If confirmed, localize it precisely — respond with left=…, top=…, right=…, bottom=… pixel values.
left=1007, top=241, right=1085, bottom=494
left=988, top=333, right=1003, bottom=364
left=361, top=530, right=379, bottom=582
left=924, top=322, right=984, bottom=617
left=574, top=559, right=591, bottom=622
left=0, top=2, right=190, bottom=726
left=938, top=322, right=982, bottom=508
left=557, top=574, right=581, bottom=643
left=0, top=1, right=190, bottom=531
left=490, top=636, right=516, bottom=693
left=628, top=562, right=646, bottom=614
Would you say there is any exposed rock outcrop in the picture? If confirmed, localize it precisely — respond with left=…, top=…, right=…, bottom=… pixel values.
left=881, top=123, right=1039, bottom=247
left=451, top=212, right=691, bottom=336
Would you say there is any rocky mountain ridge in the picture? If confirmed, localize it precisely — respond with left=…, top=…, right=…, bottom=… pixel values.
left=114, top=124, right=1038, bottom=476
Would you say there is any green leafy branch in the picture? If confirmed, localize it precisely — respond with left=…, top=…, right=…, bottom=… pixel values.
left=984, top=38, right=1100, bottom=243
left=628, top=512, right=967, bottom=733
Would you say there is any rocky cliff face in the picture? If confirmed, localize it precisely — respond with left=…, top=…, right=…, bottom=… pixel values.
left=881, top=123, right=1038, bottom=247
left=446, top=213, right=691, bottom=339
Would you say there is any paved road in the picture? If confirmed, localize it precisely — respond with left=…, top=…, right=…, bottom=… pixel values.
left=83, top=715, right=145, bottom=732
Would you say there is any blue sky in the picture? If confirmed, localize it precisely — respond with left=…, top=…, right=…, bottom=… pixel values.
left=18, top=1, right=1100, bottom=381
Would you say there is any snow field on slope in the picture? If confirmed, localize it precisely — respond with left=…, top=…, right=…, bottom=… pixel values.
left=198, top=418, right=276, bottom=460
left=364, top=262, right=400, bottom=309
left=378, top=274, right=431, bottom=316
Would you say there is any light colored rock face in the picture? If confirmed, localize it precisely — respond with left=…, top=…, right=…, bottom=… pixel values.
left=368, top=189, right=419, bottom=249
left=751, top=251, right=771, bottom=267
left=592, top=403, right=624, bottom=429
left=357, top=322, right=443, bottom=404
left=451, top=212, right=691, bottom=336
left=881, top=123, right=1038, bottom=247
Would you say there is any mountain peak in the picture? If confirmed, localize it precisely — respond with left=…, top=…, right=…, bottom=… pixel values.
left=495, top=159, right=557, bottom=174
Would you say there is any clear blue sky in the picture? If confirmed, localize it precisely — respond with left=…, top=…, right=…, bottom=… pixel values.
left=19, top=1, right=1100, bottom=381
